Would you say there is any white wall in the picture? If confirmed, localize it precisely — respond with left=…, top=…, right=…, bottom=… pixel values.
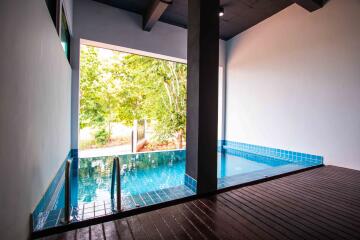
left=0, top=0, right=72, bottom=239
left=225, top=0, right=360, bottom=170
left=71, top=0, right=226, bottom=148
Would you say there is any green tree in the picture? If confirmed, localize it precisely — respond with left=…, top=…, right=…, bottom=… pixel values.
left=80, top=45, right=187, bottom=148
left=113, top=54, right=187, bottom=147
left=80, top=46, right=122, bottom=145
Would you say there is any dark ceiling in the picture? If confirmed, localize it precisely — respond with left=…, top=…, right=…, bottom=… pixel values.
left=93, top=0, right=294, bottom=40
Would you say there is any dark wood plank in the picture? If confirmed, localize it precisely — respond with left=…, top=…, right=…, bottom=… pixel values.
left=236, top=187, right=328, bottom=240
left=266, top=179, right=360, bottom=226
left=187, top=200, right=245, bottom=240
left=272, top=177, right=360, bottom=218
left=135, top=214, right=163, bottom=240
left=90, top=224, right=105, bottom=240
left=145, top=210, right=177, bottom=239
left=260, top=179, right=360, bottom=235
left=126, top=216, right=149, bottom=240
left=247, top=183, right=355, bottom=239
left=265, top=186, right=360, bottom=237
left=39, top=166, right=360, bottom=240
left=115, top=219, right=135, bottom=240
left=241, top=185, right=345, bottom=240
left=183, top=201, right=232, bottom=240
left=206, top=196, right=275, bottom=240
left=102, top=221, right=120, bottom=240
left=75, top=226, right=91, bottom=240
left=193, top=199, right=251, bottom=240
left=166, top=204, right=206, bottom=240
left=155, top=208, right=191, bottom=240
left=280, top=169, right=360, bottom=195
left=198, top=198, right=263, bottom=240
left=175, top=204, right=219, bottom=239
left=41, top=230, right=76, bottom=240
left=225, top=191, right=313, bottom=240
left=217, top=193, right=290, bottom=240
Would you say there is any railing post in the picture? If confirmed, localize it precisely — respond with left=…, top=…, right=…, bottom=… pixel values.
left=64, top=160, right=71, bottom=223
left=110, top=157, right=121, bottom=212
left=110, top=158, right=116, bottom=200
left=115, top=157, right=121, bottom=211
left=131, top=130, right=134, bottom=152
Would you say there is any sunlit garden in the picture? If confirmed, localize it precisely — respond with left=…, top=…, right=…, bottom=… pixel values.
left=79, top=45, right=187, bottom=154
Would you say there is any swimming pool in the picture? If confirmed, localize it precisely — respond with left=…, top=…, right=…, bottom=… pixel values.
left=71, top=149, right=316, bottom=207
left=218, top=153, right=292, bottom=178
left=33, top=146, right=323, bottom=232
left=76, top=150, right=186, bottom=205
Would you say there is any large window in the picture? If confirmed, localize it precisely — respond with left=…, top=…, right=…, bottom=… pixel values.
left=45, top=1, right=70, bottom=61
left=79, top=44, right=187, bottom=157
left=60, top=6, right=70, bottom=61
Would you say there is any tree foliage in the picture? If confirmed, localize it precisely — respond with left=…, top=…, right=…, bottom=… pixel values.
left=80, top=45, right=187, bottom=146
left=80, top=46, right=123, bottom=144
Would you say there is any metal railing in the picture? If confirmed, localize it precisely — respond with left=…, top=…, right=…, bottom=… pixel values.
left=63, top=160, right=71, bottom=223
left=62, top=157, right=121, bottom=225
left=111, top=157, right=121, bottom=212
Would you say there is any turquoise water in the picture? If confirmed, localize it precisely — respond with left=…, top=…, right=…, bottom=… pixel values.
left=33, top=147, right=321, bottom=232
left=217, top=153, right=292, bottom=178
left=72, top=150, right=298, bottom=206
left=75, top=150, right=186, bottom=206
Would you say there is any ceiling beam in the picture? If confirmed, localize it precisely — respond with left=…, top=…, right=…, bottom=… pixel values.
left=143, top=0, right=172, bottom=31
left=293, top=0, right=325, bottom=12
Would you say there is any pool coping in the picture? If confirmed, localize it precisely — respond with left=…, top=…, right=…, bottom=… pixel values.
left=78, top=148, right=186, bottom=159
left=31, top=163, right=324, bottom=239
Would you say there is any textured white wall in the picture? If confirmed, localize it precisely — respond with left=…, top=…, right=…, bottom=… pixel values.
left=0, top=0, right=72, bottom=239
left=71, top=0, right=226, bottom=148
left=226, top=0, right=360, bottom=170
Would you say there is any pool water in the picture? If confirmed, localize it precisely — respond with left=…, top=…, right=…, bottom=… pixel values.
left=77, top=158, right=185, bottom=205
left=217, top=153, right=293, bottom=178
left=71, top=149, right=305, bottom=207
left=33, top=148, right=322, bottom=232
left=74, top=150, right=186, bottom=206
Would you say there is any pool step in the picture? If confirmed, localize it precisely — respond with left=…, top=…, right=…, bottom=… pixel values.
left=32, top=185, right=195, bottom=235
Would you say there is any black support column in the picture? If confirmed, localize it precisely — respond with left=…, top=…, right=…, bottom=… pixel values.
left=186, top=0, right=219, bottom=194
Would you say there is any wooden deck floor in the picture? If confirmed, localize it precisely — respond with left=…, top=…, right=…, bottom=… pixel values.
left=41, top=166, right=360, bottom=240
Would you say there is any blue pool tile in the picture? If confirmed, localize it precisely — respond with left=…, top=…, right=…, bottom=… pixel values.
left=140, top=193, right=154, bottom=205
left=34, top=143, right=322, bottom=234
left=43, top=219, right=57, bottom=229
left=218, top=140, right=323, bottom=190
left=131, top=194, right=145, bottom=207
left=184, top=174, right=197, bottom=192
left=94, top=210, right=106, bottom=217
left=221, top=140, right=323, bottom=167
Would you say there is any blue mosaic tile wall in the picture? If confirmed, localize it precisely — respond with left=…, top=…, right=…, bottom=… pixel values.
left=184, top=174, right=197, bottom=192
left=217, top=140, right=224, bottom=152
left=33, top=185, right=195, bottom=232
left=71, top=148, right=79, bottom=158
left=33, top=151, right=74, bottom=220
left=219, top=140, right=323, bottom=166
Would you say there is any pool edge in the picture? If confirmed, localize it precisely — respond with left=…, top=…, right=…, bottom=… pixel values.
left=31, top=163, right=324, bottom=239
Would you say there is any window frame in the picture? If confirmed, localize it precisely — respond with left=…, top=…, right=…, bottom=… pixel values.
left=60, top=4, right=71, bottom=61
left=46, top=0, right=71, bottom=62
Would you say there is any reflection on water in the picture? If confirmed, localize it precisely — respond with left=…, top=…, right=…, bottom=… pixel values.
left=76, top=150, right=186, bottom=205
left=217, top=152, right=292, bottom=178
left=72, top=149, right=301, bottom=207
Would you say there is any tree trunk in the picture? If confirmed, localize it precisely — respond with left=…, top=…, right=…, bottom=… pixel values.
left=176, top=129, right=183, bottom=149
left=108, top=121, right=111, bottom=143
